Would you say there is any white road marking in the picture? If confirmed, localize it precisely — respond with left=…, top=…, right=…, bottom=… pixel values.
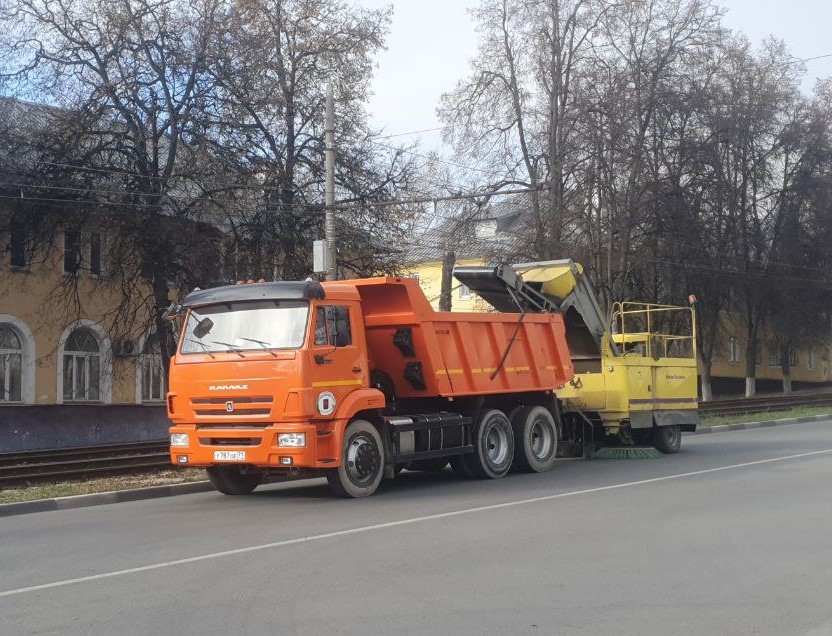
left=2, top=447, right=831, bottom=599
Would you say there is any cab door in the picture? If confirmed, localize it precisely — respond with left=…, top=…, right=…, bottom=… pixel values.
left=308, top=302, right=367, bottom=417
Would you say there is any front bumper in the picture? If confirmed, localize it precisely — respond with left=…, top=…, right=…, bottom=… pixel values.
left=169, top=422, right=331, bottom=469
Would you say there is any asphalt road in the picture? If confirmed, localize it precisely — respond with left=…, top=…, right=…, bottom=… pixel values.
left=2, top=421, right=832, bottom=636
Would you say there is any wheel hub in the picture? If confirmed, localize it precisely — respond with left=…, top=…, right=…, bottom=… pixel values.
left=530, top=416, right=554, bottom=459
left=346, top=435, right=380, bottom=484
left=485, top=424, right=509, bottom=465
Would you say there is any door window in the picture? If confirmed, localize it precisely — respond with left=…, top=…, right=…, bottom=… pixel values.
left=314, top=306, right=352, bottom=347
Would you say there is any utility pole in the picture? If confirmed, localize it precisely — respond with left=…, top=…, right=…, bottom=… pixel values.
left=325, top=84, right=337, bottom=280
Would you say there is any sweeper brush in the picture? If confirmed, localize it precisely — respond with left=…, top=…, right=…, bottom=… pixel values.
left=591, top=446, right=663, bottom=460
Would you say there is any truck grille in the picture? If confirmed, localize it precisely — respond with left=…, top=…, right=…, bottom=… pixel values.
left=199, top=437, right=261, bottom=446
left=194, top=408, right=271, bottom=416
left=191, top=396, right=273, bottom=418
left=191, top=396, right=274, bottom=405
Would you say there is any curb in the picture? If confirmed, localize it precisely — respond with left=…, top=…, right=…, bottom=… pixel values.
left=0, top=480, right=213, bottom=518
left=693, top=413, right=831, bottom=435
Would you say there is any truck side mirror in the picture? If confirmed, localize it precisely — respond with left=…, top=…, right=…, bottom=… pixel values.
left=193, top=317, right=214, bottom=339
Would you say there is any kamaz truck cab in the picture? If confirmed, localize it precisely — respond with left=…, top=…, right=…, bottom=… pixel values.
left=166, top=280, right=387, bottom=496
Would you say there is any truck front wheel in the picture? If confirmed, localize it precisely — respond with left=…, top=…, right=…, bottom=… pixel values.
left=206, top=466, right=263, bottom=495
left=653, top=425, right=682, bottom=454
left=327, top=419, right=385, bottom=498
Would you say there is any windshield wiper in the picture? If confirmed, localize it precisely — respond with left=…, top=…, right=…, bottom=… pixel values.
left=209, top=340, right=246, bottom=358
left=237, top=337, right=278, bottom=357
left=184, top=338, right=215, bottom=359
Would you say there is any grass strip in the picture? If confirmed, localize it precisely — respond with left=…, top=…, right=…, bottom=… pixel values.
left=700, top=404, right=832, bottom=427
left=0, top=468, right=206, bottom=504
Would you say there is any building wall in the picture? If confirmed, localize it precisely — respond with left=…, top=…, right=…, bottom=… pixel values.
left=0, top=226, right=162, bottom=407
left=406, top=259, right=493, bottom=313
left=710, top=312, right=832, bottom=384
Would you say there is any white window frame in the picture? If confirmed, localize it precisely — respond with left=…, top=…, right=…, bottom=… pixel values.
left=57, top=321, right=112, bottom=404
left=769, top=342, right=781, bottom=366
left=136, top=329, right=167, bottom=403
left=63, top=348, right=100, bottom=402
left=0, top=315, right=35, bottom=404
left=0, top=326, right=22, bottom=402
left=459, top=284, right=471, bottom=301
left=728, top=336, right=740, bottom=363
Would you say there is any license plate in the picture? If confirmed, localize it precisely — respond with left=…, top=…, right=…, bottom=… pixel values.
left=214, top=450, right=246, bottom=461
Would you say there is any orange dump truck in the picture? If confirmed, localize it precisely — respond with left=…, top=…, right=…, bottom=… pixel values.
left=166, top=276, right=573, bottom=497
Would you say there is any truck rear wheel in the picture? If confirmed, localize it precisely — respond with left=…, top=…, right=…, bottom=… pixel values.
left=512, top=406, right=558, bottom=473
left=463, top=409, right=514, bottom=479
left=206, top=466, right=263, bottom=495
left=327, top=419, right=385, bottom=498
left=653, top=424, right=682, bottom=454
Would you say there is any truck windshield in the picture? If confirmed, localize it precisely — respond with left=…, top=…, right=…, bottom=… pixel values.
left=181, top=300, right=309, bottom=353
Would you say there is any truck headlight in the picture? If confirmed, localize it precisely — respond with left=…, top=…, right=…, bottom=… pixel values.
left=170, top=433, right=189, bottom=447
left=278, top=433, right=306, bottom=447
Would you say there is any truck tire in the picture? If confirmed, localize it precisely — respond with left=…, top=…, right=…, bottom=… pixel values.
left=511, top=406, right=558, bottom=473
left=206, top=466, right=263, bottom=495
left=653, top=425, right=682, bottom=454
left=466, top=409, right=514, bottom=479
left=327, top=419, right=385, bottom=498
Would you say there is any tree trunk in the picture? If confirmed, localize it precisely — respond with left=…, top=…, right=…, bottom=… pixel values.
left=781, top=345, right=793, bottom=394
left=699, top=364, right=713, bottom=402
left=439, top=250, right=455, bottom=312
left=744, top=322, right=757, bottom=398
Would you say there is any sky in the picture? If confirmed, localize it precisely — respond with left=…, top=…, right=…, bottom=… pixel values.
left=357, top=0, right=832, bottom=150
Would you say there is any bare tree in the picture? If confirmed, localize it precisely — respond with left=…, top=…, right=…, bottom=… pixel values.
left=209, top=0, right=413, bottom=280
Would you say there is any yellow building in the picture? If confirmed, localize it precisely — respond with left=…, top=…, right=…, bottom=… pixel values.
left=0, top=222, right=167, bottom=451
left=710, top=312, right=832, bottom=386
left=405, top=258, right=493, bottom=312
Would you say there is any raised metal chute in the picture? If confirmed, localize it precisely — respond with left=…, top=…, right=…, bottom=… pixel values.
left=451, top=264, right=558, bottom=314
left=453, top=259, right=615, bottom=359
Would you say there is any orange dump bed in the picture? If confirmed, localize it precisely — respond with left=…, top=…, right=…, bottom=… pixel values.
left=351, top=277, right=574, bottom=398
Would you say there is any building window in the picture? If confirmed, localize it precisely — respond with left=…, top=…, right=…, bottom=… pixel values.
left=788, top=349, right=797, bottom=368
left=9, top=226, right=28, bottom=268
left=63, top=327, right=101, bottom=401
left=64, top=230, right=82, bottom=274
left=769, top=341, right=780, bottom=366
left=459, top=284, right=471, bottom=300
left=728, top=336, right=740, bottom=363
left=140, top=332, right=166, bottom=402
left=754, top=341, right=762, bottom=366
left=314, top=306, right=352, bottom=347
left=808, top=348, right=815, bottom=370
left=90, top=232, right=102, bottom=275
left=0, top=325, right=22, bottom=402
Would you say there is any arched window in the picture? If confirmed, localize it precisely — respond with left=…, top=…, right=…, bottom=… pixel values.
left=63, top=327, right=101, bottom=401
left=140, top=331, right=166, bottom=402
left=0, top=325, right=22, bottom=402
